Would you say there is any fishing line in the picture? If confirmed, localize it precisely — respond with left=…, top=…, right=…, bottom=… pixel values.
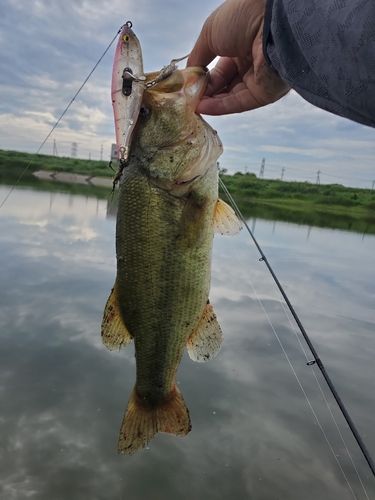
left=273, top=283, right=370, bottom=500
left=219, top=177, right=375, bottom=479
left=0, top=25, right=125, bottom=210
left=242, top=220, right=370, bottom=497
left=228, top=243, right=360, bottom=500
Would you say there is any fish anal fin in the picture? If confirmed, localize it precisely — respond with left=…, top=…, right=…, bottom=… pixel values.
left=101, top=281, right=133, bottom=350
left=118, top=385, right=191, bottom=454
left=214, top=198, right=242, bottom=236
left=187, top=301, right=223, bottom=363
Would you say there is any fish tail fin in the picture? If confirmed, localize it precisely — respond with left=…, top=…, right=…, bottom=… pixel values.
left=118, top=385, right=191, bottom=454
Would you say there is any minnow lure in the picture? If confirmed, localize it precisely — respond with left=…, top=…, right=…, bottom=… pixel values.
left=110, top=22, right=189, bottom=191
left=111, top=21, right=146, bottom=165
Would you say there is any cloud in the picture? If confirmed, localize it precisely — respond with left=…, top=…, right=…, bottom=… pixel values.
left=0, top=0, right=374, bottom=187
left=1, top=177, right=375, bottom=498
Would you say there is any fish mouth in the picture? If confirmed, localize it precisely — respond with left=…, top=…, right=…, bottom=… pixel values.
left=182, top=66, right=208, bottom=113
left=174, top=174, right=201, bottom=186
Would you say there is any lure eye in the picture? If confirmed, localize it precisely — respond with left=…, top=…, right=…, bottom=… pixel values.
left=140, top=105, right=149, bottom=117
left=122, top=35, right=130, bottom=42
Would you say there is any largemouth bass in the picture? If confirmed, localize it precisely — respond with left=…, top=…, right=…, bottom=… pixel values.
left=102, top=66, right=241, bottom=454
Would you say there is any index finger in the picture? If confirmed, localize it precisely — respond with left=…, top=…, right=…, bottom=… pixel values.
left=196, top=85, right=263, bottom=115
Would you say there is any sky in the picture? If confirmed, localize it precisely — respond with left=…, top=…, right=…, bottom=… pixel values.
left=0, top=0, right=374, bottom=189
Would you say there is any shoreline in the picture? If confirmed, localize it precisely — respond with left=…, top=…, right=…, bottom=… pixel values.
left=33, top=170, right=113, bottom=188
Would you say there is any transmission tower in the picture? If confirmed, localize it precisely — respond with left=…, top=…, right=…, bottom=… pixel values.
left=316, top=170, right=321, bottom=184
left=53, top=139, right=58, bottom=156
left=259, top=158, right=265, bottom=178
left=372, top=180, right=375, bottom=190
left=100, top=144, right=103, bottom=161
left=281, top=167, right=285, bottom=181
left=71, top=142, right=78, bottom=158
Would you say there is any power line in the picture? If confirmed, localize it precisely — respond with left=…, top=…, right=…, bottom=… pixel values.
left=243, top=159, right=372, bottom=185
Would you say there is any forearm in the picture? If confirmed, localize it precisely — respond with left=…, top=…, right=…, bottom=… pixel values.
left=263, top=0, right=375, bottom=127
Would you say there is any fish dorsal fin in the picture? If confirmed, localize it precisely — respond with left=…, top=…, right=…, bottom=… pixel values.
left=101, top=281, right=133, bottom=350
left=214, top=198, right=242, bottom=236
left=187, top=301, right=223, bottom=363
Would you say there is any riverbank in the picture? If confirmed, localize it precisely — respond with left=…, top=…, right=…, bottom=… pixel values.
left=33, top=170, right=113, bottom=188
left=0, top=148, right=111, bottom=178
left=220, top=172, right=375, bottom=216
left=1, top=149, right=374, bottom=216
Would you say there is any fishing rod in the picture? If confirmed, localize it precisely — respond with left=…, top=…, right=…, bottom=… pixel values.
left=219, top=177, right=375, bottom=478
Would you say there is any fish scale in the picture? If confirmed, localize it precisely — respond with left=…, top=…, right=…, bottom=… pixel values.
left=116, top=163, right=217, bottom=403
left=101, top=66, right=242, bottom=454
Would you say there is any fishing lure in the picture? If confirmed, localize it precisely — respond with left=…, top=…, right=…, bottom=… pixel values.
left=110, top=22, right=189, bottom=191
left=111, top=21, right=146, bottom=168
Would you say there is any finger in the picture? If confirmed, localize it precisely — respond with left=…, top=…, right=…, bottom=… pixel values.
left=204, top=57, right=239, bottom=96
left=196, top=86, right=263, bottom=115
left=223, top=74, right=243, bottom=94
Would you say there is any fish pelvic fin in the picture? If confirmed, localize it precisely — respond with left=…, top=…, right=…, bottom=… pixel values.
left=214, top=198, right=242, bottom=236
left=101, top=281, right=133, bottom=350
left=187, top=301, right=223, bottom=362
left=118, top=385, right=192, bottom=454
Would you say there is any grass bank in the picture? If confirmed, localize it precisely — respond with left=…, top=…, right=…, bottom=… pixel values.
left=0, top=148, right=111, bottom=179
left=220, top=172, right=375, bottom=215
left=1, top=149, right=374, bottom=216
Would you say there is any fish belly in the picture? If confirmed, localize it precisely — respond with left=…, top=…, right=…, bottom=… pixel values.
left=116, top=162, right=217, bottom=404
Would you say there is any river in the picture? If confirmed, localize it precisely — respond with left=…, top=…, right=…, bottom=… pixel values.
left=0, top=179, right=374, bottom=499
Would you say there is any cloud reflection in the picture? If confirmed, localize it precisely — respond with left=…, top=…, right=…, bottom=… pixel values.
left=0, top=186, right=374, bottom=499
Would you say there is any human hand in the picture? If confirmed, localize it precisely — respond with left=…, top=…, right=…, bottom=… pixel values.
left=187, top=0, right=289, bottom=115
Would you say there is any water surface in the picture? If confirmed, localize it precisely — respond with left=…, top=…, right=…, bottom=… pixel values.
left=0, top=182, right=374, bottom=500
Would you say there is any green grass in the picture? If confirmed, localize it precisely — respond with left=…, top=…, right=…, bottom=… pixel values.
left=0, top=148, right=112, bottom=178
left=1, top=149, right=375, bottom=216
left=219, top=172, right=375, bottom=215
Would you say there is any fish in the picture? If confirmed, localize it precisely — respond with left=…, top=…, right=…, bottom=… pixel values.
left=101, top=64, right=242, bottom=454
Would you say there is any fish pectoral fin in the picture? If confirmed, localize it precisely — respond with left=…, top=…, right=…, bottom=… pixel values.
left=101, top=281, right=133, bottom=350
left=187, top=301, right=223, bottom=363
left=118, top=385, right=192, bottom=454
left=213, top=198, right=242, bottom=236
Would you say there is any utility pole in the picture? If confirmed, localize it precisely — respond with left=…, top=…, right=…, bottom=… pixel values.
left=281, top=167, right=285, bottom=181
left=372, top=180, right=375, bottom=190
left=53, top=139, right=58, bottom=156
left=71, top=142, right=78, bottom=158
left=259, top=158, right=265, bottom=179
left=316, top=170, right=321, bottom=184
left=100, top=144, right=103, bottom=161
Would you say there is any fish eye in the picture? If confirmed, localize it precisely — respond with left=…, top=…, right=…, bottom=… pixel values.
left=139, top=105, right=149, bottom=117
left=122, top=35, right=130, bottom=42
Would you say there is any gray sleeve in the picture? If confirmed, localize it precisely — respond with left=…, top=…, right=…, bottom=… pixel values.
left=263, top=0, right=375, bottom=128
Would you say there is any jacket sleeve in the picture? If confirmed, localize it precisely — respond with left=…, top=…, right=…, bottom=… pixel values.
left=263, top=0, right=375, bottom=128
